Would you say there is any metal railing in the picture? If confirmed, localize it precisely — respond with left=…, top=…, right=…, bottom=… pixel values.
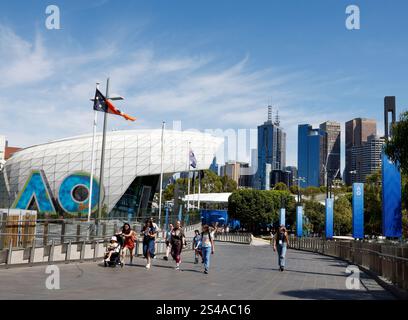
left=289, top=237, right=408, bottom=292
left=0, top=235, right=195, bottom=268
left=214, top=232, right=252, bottom=244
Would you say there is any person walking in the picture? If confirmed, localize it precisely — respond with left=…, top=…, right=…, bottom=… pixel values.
left=141, top=218, right=158, bottom=269
left=273, top=225, right=289, bottom=271
left=170, top=220, right=186, bottom=270
left=201, top=224, right=214, bottom=274
left=192, top=229, right=202, bottom=264
left=120, top=223, right=137, bottom=264
left=163, top=223, right=174, bottom=261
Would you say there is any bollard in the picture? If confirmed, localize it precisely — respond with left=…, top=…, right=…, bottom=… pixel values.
left=60, top=221, right=66, bottom=244
left=76, top=224, right=81, bottom=242
left=6, top=241, right=13, bottom=268
left=29, top=238, right=36, bottom=265
left=48, top=240, right=55, bottom=263
left=43, top=222, right=49, bottom=246
left=80, top=240, right=86, bottom=262
left=66, top=240, right=71, bottom=263
left=93, top=240, right=99, bottom=262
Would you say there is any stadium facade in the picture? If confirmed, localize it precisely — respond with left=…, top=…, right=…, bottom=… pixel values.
left=0, top=130, right=222, bottom=218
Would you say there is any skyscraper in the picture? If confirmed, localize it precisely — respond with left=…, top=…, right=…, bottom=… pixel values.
left=257, top=106, right=286, bottom=189
left=319, top=121, right=341, bottom=182
left=351, top=134, right=384, bottom=183
left=345, top=118, right=377, bottom=185
left=297, top=124, right=326, bottom=188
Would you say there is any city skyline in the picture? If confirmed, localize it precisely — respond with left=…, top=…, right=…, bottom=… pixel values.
left=0, top=1, right=408, bottom=169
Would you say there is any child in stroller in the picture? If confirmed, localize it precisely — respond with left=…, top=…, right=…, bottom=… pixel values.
left=104, top=235, right=124, bottom=267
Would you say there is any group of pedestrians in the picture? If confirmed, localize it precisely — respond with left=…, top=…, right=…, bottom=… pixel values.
left=111, top=217, right=215, bottom=274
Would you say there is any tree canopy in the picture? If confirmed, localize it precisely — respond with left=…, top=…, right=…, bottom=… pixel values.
left=385, top=110, right=408, bottom=174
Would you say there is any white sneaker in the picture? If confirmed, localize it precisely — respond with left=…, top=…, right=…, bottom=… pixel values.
left=175, top=264, right=180, bottom=270
left=146, top=263, right=151, bottom=269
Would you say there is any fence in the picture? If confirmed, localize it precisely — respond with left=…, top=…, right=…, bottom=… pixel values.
left=289, top=237, right=408, bottom=293
left=214, top=232, right=252, bottom=244
left=0, top=235, right=195, bottom=268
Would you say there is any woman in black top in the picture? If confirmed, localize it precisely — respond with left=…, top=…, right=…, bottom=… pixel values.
left=170, top=220, right=186, bottom=270
left=273, top=225, right=289, bottom=271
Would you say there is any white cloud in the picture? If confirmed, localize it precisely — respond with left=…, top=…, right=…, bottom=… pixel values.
left=0, top=24, right=363, bottom=169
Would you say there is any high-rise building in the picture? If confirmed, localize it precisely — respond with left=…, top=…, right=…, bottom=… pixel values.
left=297, top=124, right=326, bottom=188
left=271, top=169, right=292, bottom=188
left=257, top=106, right=286, bottom=189
left=285, top=166, right=298, bottom=185
left=345, top=118, right=377, bottom=185
left=351, top=134, right=384, bottom=183
left=220, top=161, right=252, bottom=188
left=319, top=121, right=341, bottom=182
left=209, top=157, right=218, bottom=175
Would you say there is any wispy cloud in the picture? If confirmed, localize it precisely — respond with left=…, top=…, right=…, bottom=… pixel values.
left=0, top=24, right=361, bottom=167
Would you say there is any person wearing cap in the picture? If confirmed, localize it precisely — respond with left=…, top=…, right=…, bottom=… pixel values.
left=104, top=236, right=120, bottom=262
left=273, top=225, right=289, bottom=271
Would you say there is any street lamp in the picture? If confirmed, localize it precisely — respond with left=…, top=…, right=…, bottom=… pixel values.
left=294, top=177, right=306, bottom=203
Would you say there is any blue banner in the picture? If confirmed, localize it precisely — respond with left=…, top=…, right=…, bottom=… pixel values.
left=296, top=206, right=303, bottom=237
left=352, top=183, right=364, bottom=239
left=325, top=198, right=334, bottom=239
left=279, top=208, right=286, bottom=227
left=382, top=152, right=402, bottom=238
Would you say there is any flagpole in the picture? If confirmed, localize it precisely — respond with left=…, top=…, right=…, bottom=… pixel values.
left=198, top=171, right=201, bottom=211
left=97, top=77, right=110, bottom=222
left=187, top=141, right=191, bottom=212
left=87, top=83, right=100, bottom=222
left=158, top=121, right=165, bottom=227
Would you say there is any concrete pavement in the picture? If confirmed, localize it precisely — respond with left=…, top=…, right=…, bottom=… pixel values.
left=0, top=242, right=394, bottom=300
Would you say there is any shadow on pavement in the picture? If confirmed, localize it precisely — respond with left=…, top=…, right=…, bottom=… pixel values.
left=279, top=288, right=393, bottom=300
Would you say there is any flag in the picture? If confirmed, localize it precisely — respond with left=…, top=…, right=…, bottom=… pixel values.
left=93, top=88, right=136, bottom=121
left=189, top=149, right=197, bottom=168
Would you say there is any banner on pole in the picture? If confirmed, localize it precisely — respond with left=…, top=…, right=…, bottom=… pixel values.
left=296, top=206, right=303, bottom=237
left=279, top=208, right=285, bottom=227
left=164, top=206, right=169, bottom=231
left=325, top=198, right=334, bottom=239
left=352, top=183, right=364, bottom=239
left=381, top=152, right=402, bottom=238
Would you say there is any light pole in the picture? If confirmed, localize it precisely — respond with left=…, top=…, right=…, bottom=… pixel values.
left=294, top=177, right=306, bottom=204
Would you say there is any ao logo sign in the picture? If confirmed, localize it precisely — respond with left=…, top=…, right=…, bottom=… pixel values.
left=356, top=185, right=362, bottom=196
left=12, top=170, right=100, bottom=215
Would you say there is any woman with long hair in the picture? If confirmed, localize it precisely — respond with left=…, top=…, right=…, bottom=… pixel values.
left=201, top=224, right=215, bottom=274
left=120, top=223, right=137, bottom=264
left=273, top=225, right=289, bottom=271
left=141, top=218, right=158, bottom=269
left=170, top=220, right=186, bottom=270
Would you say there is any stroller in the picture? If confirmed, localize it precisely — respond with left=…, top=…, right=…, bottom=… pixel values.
left=104, top=234, right=124, bottom=268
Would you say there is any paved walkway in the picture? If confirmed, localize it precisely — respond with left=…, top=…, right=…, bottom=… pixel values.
left=0, top=242, right=394, bottom=300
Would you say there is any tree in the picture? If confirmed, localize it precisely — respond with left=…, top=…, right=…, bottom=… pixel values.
left=334, top=196, right=352, bottom=235
left=220, top=174, right=238, bottom=192
left=273, top=182, right=288, bottom=191
left=228, top=189, right=295, bottom=233
left=303, top=200, right=325, bottom=234
left=364, top=170, right=382, bottom=235
left=385, top=110, right=408, bottom=174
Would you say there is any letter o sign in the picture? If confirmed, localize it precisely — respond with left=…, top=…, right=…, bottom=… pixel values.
left=58, top=172, right=100, bottom=215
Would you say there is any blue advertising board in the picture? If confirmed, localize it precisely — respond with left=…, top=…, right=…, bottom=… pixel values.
left=296, top=206, right=303, bottom=237
left=325, top=198, right=334, bottom=239
left=279, top=208, right=286, bottom=227
left=352, top=183, right=364, bottom=239
left=381, top=152, right=402, bottom=238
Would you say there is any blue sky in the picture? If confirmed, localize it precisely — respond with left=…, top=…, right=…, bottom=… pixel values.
left=1, top=0, right=407, bottom=169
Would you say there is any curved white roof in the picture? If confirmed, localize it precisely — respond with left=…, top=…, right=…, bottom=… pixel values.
left=0, top=130, right=223, bottom=213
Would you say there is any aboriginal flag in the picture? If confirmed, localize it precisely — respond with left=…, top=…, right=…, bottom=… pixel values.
left=93, top=88, right=136, bottom=121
